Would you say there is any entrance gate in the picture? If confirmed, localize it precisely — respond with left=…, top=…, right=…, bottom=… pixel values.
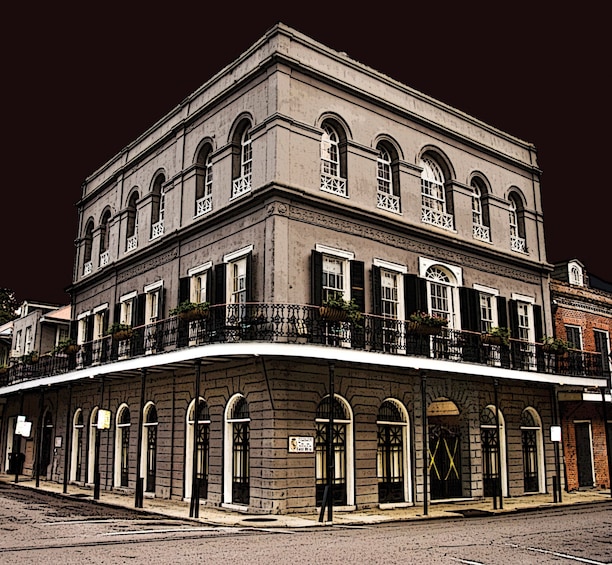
left=429, top=423, right=462, bottom=499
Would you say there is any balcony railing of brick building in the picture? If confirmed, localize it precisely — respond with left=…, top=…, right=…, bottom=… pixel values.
left=1, top=303, right=607, bottom=387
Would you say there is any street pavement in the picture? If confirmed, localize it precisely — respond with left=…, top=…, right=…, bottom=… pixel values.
left=1, top=473, right=610, bottom=528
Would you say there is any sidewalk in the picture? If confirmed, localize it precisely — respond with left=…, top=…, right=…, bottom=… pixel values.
left=2, top=473, right=610, bottom=528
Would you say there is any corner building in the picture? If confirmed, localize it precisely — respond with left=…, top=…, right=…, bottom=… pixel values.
left=1, top=23, right=607, bottom=515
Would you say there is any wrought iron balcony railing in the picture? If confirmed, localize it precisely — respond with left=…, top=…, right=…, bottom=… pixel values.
left=1, top=303, right=607, bottom=387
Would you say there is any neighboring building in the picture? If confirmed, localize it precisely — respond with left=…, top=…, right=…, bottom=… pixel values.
left=0, top=24, right=608, bottom=516
left=551, top=260, right=612, bottom=491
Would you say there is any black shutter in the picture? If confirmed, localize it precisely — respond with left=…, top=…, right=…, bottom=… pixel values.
left=159, top=288, right=166, bottom=319
left=136, top=294, right=146, bottom=326
left=533, top=304, right=543, bottom=342
left=214, top=264, right=226, bottom=305
left=350, top=260, right=365, bottom=312
left=179, top=277, right=190, bottom=304
left=69, top=319, right=78, bottom=340
left=459, top=287, right=480, bottom=332
left=246, top=251, right=253, bottom=302
left=372, top=265, right=382, bottom=316
left=311, top=250, right=323, bottom=306
left=404, top=274, right=427, bottom=316
left=508, top=299, right=518, bottom=338
left=114, top=303, right=121, bottom=326
left=497, top=296, right=508, bottom=329
left=103, top=309, right=109, bottom=331
left=85, top=316, right=94, bottom=342
left=206, top=269, right=213, bottom=303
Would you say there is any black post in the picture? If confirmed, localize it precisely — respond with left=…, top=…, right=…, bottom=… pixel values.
left=63, top=385, right=72, bottom=493
left=135, top=368, right=146, bottom=508
left=551, top=385, right=562, bottom=503
left=190, top=360, right=201, bottom=518
left=493, top=378, right=503, bottom=510
left=94, top=377, right=104, bottom=500
left=600, top=386, right=612, bottom=499
left=421, top=373, right=428, bottom=516
left=327, top=362, right=335, bottom=523
left=35, top=389, right=45, bottom=488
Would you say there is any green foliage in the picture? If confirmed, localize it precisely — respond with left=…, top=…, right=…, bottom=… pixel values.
left=321, top=295, right=363, bottom=325
left=105, top=322, right=132, bottom=336
left=541, top=336, right=570, bottom=353
left=409, top=311, right=449, bottom=327
left=170, top=301, right=210, bottom=316
left=0, top=288, right=19, bottom=325
left=52, top=338, right=79, bottom=355
left=483, top=326, right=510, bottom=346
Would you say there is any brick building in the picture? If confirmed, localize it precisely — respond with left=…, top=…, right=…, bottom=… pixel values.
left=0, top=24, right=607, bottom=516
left=552, top=260, right=612, bottom=491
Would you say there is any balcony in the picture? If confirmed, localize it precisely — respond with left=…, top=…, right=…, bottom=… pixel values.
left=1, top=304, right=607, bottom=388
left=421, top=207, right=454, bottom=230
left=377, top=192, right=401, bottom=214
left=320, top=174, right=347, bottom=197
left=196, top=195, right=212, bottom=217
left=472, top=223, right=490, bottom=242
left=232, top=174, right=251, bottom=199
left=151, top=220, right=164, bottom=239
left=511, top=235, right=526, bottom=253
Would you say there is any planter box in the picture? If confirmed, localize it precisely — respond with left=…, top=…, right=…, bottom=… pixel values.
left=407, top=321, right=443, bottom=335
left=319, top=306, right=348, bottom=322
left=481, top=334, right=505, bottom=346
left=179, top=308, right=210, bottom=322
left=113, top=330, right=133, bottom=341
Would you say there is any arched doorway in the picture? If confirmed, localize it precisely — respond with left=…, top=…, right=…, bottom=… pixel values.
left=377, top=399, right=411, bottom=504
left=114, top=404, right=130, bottom=488
left=87, top=407, right=98, bottom=484
left=39, top=410, right=54, bottom=478
left=70, top=409, right=84, bottom=482
left=428, top=397, right=462, bottom=500
left=185, top=397, right=210, bottom=500
left=315, top=394, right=354, bottom=507
left=223, top=394, right=250, bottom=505
left=521, top=407, right=545, bottom=493
left=480, top=405, right=507, bottom=497
left=142, top=403, right=158, bottom=493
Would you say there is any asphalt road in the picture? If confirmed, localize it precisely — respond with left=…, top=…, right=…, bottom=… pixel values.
left=1, top=482, right=610, bottom=564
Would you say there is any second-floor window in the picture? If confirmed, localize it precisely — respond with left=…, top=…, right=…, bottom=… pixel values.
left=471, top=178, right=490, bottom=242
left=151, top=175, right=165, bottom=239
left=195, top=145, right=213, bottom=217
left=126, top=192, right=139, bottom=252
left=565, top=325, right=582, bottom=350
left=509, top=193, right=526, bottom=253
left=232, top=125, right=252, bottom=199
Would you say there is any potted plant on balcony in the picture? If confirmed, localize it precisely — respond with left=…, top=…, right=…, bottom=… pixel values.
left=106, top=322, right=133, bottom=341
left=170, top=301, right=211, bottom=322
left=53, top=338, right=80, bottom=356
left=407, top=311, right=449, bottom=335
left=480, top=326, right=510, bottom=346
left=24, top=350, right=39, bottom=364
left=541, top=336, right=570, bottom=354
left=320, top=295, right=363, bottom=326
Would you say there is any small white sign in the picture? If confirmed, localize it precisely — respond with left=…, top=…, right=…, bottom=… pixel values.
left=288, top=436, right=314, bottom=453
left=16, top=421, right=32, bottom=438
left=550, top=425, right=562, bottom=442
left=97, top=409, right=111, bottom=430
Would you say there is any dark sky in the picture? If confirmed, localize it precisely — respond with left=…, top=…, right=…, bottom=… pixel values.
left=3, top=4, right=609, bottom=305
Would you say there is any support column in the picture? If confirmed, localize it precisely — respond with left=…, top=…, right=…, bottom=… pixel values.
left=600, top=386, right=612, bottom=498
left=421, top=372, right=428, bottom=516
left=63, top=385, right=72, bottom=493
left=493, top=378, right=503, bottom=510
left=190, top=360, right=201, bottom=518
left=135, top=368, right=146, bottom=508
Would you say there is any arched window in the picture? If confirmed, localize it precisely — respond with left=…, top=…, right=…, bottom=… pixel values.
left=377, top=399, right=411, bottom=504
left=470, top=177, right=490, bottom=242
left=83, top=220, right=94, bottom=275
left=126, top=191, right=139, bottom=252
left=315, top=394, right=354, bottom=507
left=479, top=405, right=507, bottom=497
left=232, top=122, right=252, bottom=198
left=508, top=192, right=526, bottom=252
left=521, top=408, right=545, bottom=493
left=376, top=143, right=400, bottom=213
left=223, top=394, right=250, bottom=506
left=115, top=404, right=131, bottom=488
left=99, top=210, right=111, bottom=266
left=195, top=145, right=213, bottom=217
left=151, top=175, right=165, bottom=239
left=142, top=403, right=158, bottom=493
left=420, top=155, right=453, bottom=230
left=320, top=122, right=347, bottom=197
left=70, top=408, right=84, bottom=482
left=185, top=398, right=210, bottom=500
